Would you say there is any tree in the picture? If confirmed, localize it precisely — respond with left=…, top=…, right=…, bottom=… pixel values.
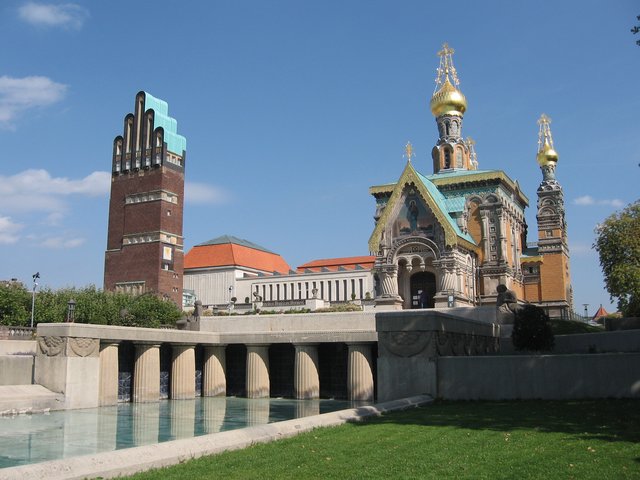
left=0, top=282, right=31, bottom=326
left=594, top=200, right=640, bottom=317
left=512, top=304, right=554, bottom=352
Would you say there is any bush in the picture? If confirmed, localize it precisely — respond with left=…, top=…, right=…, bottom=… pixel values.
left=512, top=304, right=554, bottom=351
left=0, top=285, right=182, bottom=328
left=0, top=282, right=31, bottom=326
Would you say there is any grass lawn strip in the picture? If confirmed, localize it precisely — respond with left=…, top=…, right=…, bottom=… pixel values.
left=129, top=400, right=640, bottom=480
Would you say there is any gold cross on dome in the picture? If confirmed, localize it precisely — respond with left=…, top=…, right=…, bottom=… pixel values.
left=437, top=43, right=454, bottom=57
left=404, top=141, right=414, bottom=162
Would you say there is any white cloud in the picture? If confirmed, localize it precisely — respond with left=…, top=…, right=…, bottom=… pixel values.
left=573, top=195, right=624, bottom=208
left=0, top=75, right=67, bottom=127
left=18, top=2, right=88, bottom=29
left=0, top=216, right=23, bottom=244
left=39, top=236, right=85, bottom=249
left=0, top=169, right=110, bottom=215
left=185, top=182, right=229, bottom=205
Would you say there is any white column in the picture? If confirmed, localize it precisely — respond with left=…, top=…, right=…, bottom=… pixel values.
left=203, top=345, right=226, bottom=396
left=171, top=344, right=195, bottom=400
left=347, top=343, right=374, bottom=401
left=294, top=344, right=319, bottom=399
left=98, top=341, right=119, bottom=406
left=246, top=345, right=270, bottom=398
left=133, top=343, right=160, bottom=403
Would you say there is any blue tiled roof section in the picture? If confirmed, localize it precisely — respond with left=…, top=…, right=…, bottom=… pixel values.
left=415, top=171, right=476, bottom=244
left=144, top=91, right=187, bottom=155
left=196, top=235, right=276, bottom=254
left=424, top=169, right=496, bottom=181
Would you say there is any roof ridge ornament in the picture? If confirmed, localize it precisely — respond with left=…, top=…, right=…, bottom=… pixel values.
left=404, top=141, right=415, bottom=163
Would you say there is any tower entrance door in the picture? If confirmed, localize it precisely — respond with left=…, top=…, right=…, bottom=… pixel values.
left=410, top=272, right=436, bottom=309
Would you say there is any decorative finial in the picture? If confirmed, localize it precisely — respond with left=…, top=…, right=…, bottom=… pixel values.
left=465, top=137, right=478, bottom=170
left=434, top=42, right=460, bottom=92
left=537, top=113, right=554, bottom=152
left=404, top=141, right=415, bottom=162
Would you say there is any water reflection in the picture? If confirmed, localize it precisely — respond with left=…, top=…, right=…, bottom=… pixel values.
left=0, top=397, right=366, bottom=469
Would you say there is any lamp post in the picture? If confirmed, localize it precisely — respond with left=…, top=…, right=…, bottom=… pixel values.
left=30, top=272, right=40, bottom=329
left=66, top=299, right=76, bottom=323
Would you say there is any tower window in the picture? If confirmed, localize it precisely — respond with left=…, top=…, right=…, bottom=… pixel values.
left=444, top=148, right=452, bottom=168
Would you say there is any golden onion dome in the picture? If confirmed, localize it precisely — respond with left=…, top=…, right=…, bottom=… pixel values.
left=430, top=77, right=467, bottom=117
left=536, top=140, right=559, bottom=166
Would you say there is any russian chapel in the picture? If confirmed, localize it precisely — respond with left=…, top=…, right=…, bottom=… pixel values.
left=369, top=44, right=573, bottom=318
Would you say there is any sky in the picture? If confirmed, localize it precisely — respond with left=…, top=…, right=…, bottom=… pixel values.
left=0, top=1, right=638, bottom=316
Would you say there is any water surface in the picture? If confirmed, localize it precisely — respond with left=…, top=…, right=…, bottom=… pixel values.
left=0, top=397, right=366, bottom=469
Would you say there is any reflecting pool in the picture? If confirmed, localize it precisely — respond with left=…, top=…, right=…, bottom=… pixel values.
left=0, top=397, right=366, bottom=469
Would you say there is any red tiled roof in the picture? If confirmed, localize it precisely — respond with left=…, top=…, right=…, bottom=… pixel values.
left=185, top=243, right=291, bottom=273
left=593, top=305, right=609, bottom=319
left=296, top=255, right=375, bottom=273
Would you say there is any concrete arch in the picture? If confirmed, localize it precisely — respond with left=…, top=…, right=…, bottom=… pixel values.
left=386, top=236, right=441, bottom=266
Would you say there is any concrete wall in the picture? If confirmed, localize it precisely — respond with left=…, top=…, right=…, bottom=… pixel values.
left=0, top=340, right=36, bottom=355
left=553, top=330, right=640, bottom=354
left=0, top=355, right=34, bottom=385
left=376, top=310, right=499, bottom=402
left=437, top=353, right=640, bottom=400
left=199, top=311, right=376, bottom=334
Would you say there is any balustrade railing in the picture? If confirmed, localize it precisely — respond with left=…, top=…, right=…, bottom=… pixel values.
left=0, top=326, right=35, bottom=340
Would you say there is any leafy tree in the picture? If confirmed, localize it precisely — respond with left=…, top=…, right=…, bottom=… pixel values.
left=0, top=282, right=31, bottom=326
left=594, top=200, right=640, bottom=317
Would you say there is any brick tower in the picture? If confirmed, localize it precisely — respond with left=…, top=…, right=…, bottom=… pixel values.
left=534, top=114, right=572, bottom=317
left=104, top=91, right=186, bottom=306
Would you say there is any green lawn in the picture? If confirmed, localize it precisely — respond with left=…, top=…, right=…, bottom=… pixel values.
left=130, top=400, right=640, bottom=480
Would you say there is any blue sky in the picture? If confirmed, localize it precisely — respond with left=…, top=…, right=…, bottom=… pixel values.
left=1, top=1, right=638, bottom=316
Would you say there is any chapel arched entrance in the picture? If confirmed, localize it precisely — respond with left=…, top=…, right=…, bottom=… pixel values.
left=410, top=271, right=436, bottom=309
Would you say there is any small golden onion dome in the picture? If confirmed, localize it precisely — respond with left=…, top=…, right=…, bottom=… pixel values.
left=536, top=140, right=559, bottom=166
left=430, top=77, right=467, bottom=117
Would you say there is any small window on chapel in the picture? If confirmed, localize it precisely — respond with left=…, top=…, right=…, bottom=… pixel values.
left=545, top=229, right=553, bottom=237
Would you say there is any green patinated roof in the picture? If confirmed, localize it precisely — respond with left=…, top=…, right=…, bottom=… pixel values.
left=144, top=91, right=187, bottom=155
left=196, top=235, right=275, bottom=254
left=414, top=171, right=476, bottom=244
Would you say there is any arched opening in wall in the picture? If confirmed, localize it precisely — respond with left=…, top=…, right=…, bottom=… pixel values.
left=269, top=344, right=295, bottom=397
left=225, top=344, right=247, bottom=396
left=410, top=271, right=436, bottom=308
left=118, top=341, right=135, bottom=402
left=160, top=344, right=171, bottom=399
left=319, top=343, right=348, bottom=399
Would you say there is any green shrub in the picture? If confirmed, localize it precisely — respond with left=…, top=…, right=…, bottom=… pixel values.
left=512, top=304, right=554, bottom=351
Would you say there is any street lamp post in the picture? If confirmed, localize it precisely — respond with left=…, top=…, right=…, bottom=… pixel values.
left=66, top=299, right=77, bottom=323
left=30, top=272, right=40, bottom=329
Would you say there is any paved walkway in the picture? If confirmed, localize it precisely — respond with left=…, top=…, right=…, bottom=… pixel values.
left=0, top=385, right=64, bottom=415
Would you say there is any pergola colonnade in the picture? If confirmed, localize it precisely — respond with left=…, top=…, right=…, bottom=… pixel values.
left=97, top=340, right=375, bottom=405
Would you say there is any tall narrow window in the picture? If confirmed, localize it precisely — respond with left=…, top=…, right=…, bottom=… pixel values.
left=335, top=280, right=340, bottom=301
left=359, top=279, right=364, bottom=299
